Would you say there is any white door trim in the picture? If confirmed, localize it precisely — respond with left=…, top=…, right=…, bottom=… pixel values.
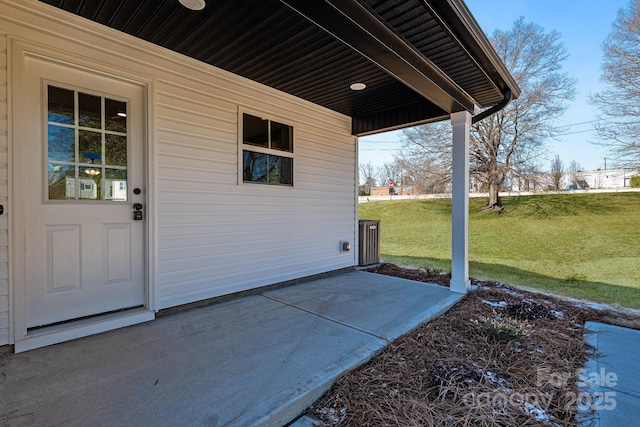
left=10, top=38, right=156, bottom=350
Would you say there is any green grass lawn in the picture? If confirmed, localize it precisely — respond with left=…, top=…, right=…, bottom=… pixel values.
left=359, top=192, right=640, bottom=309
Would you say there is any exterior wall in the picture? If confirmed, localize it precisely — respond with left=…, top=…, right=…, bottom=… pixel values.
left=508, top=169, right=639, bottom=192
left=1, top=0, right=357, bottom=344
left=0, top=32, right=9, bottom=345
left=370, top=186, right=409, bottom=196
left=572, top=169, right=637, bottom=189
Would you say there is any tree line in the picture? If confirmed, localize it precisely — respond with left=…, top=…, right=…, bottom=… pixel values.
left=361, top=0, right=640, bottom=207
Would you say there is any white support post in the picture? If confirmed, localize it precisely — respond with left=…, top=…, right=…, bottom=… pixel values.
left=450, top=111, right=472, bottom=293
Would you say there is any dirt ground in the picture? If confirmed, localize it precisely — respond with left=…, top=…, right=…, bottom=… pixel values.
left=304, top=263, right=638, bottom=426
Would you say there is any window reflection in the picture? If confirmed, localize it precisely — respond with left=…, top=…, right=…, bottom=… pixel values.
left=105, top=99, right=127, bottom=132
left=48, top=163, right=75, bottom=200
left=79, top=130, right=102, bottom=163
left=242, top=113, right=294, bottom=186
left=243, top=151, right=292, bottom=185
left=105, top=169, right=127, bottom=201
left=105, top=134, right=127, bottom=166
left=48, top=125, right=75, bottom=162
left=47, top=85, right=129, bottom=201
left=78, top=92, right=101, bottom=129
left=47, top=86, right=74, bottom=124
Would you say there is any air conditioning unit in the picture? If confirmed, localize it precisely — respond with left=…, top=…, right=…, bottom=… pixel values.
left=358, top=219, right=380, bottom=266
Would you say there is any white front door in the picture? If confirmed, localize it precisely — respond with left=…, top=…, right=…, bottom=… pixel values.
left=21, top=56, right=146, bottom=329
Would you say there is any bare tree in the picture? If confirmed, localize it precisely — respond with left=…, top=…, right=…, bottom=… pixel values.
left=378, top=161, right=403, bottom=189
left=591, top=0, right=640, bottom=168
left=358, top=162, right=378, bottom=196
left=568, top=160, right=582, bottom=188
left=399, top=18, right=575, bottom=209
left=550, top=155, right=565, bottom=190
left=398, top=122, right=452, bottom=194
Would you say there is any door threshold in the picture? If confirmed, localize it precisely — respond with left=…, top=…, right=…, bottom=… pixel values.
left=15, top=308, right=155, bottom=353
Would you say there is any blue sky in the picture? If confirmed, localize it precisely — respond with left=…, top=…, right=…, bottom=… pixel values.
left=359, top=0, right=630, bottom=172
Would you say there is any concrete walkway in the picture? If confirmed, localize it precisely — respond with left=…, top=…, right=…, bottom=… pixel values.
left=0, top=271, right=463, bottom=427
left=583, top=322, right=640, bottom=427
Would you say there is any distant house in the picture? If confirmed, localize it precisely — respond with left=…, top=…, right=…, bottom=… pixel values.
left=370, top=186, right=410, bottom=196
left=569, top=169, right=638, bottom=189
left=0, top=0, right=518, bottom=352
left=508, top=168, right=638, bottom=192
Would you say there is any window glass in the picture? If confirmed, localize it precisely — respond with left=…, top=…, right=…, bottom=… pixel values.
left=47, top=86, right=74, bottom=124
left=243, top=151, right=292, bottom=185
left=105, top=99, right=127, bottom=132
left=271, top=121, right=293, bottom=152
left=243, top=113, right=268, bottom=148
left=48, top=125, right=75, bottom=162
left=243, top=151, right=268, bottom=183
left=278, top=156, right=293, bottom=185
left=47, top=84, right=129, bottom=201
left=78, top=167, right=101, bottom=200
left=48, top=163, right=75, bottom=200
left=105, top=134, right=127, bottom=166
left=79, top=130, right=102, bottom=163
left=104, top=169, right=127, bottom=201
left=78, top=92, right=102, bottom=129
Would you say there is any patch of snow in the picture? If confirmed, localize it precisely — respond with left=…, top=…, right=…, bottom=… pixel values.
left=481, top=299, right=507, bottom=308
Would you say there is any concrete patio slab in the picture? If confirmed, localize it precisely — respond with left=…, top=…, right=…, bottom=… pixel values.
left=0, top=271, right=463, bottom=427
left=583, top=322, right=640, bottom=427
left=264, top=271, right=462, bottom=341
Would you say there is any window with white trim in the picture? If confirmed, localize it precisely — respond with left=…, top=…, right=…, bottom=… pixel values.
left=242, top=113, right=293, bottom=186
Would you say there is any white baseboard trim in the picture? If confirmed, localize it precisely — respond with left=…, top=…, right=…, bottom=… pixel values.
left=15, top=308, right=155, bottom=353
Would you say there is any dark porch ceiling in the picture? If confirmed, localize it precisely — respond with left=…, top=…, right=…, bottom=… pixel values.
left=39, top=0, right=519, bottom=135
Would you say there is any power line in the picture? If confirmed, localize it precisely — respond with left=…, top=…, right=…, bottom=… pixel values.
left=358, top=140, right=403, bottom=144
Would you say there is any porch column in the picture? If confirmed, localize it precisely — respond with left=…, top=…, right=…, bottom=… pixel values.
left=450, top=111, right=472, bottom=293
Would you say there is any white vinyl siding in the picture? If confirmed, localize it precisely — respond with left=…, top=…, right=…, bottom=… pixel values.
left=2, top=0, right=357, bottom=336
left=0, top=32, right=8, bottom=345
left=155, top=82, right=356, bottom=308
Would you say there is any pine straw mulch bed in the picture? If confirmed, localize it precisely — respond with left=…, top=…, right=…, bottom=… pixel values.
left=304, top=263, right=638, bottom=427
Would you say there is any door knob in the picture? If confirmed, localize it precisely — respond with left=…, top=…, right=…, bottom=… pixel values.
left=133, top=203, right=143, bottom=211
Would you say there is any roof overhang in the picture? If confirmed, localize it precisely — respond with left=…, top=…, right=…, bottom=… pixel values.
left=39, top=0, right=520, bottom=135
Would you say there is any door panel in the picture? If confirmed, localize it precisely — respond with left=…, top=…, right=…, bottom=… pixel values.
left=47, top=225, right=82, bottom=292
left=104, top=223, right=132, bottom=283
left=23, top=56, right=146, bottom=329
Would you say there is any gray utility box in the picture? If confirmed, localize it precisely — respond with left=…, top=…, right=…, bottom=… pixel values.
left=358, top=219, right=380, bottom=266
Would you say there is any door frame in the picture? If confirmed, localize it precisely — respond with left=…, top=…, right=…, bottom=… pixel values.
left=10, top=39, right=157, bottom=352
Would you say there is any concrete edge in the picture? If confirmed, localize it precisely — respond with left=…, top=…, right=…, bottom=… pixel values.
left=237, top=338, right=388, bottom=427
left=268, top=291, right=464, bottom=427
left=385, top=292, right=465, bottom=341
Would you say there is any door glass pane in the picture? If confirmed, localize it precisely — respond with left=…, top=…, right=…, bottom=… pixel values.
left=79, top=130, right=102, bottom=163
left=78, top=92, right=101, bottom=129
left=48, top=86, right=74, bottom=124
left=47, top=85, right=129, bottom=202
left=48, top=164, right=75, bottom=200
left=48, top=125, right=75, bottom=162
left=105, top=134, right=127, bottom=166
left=78, top=167, right=101, bottom=200
left=105, top=169, right=127, bottom=201
left=105, top=99, right=127, bottom=132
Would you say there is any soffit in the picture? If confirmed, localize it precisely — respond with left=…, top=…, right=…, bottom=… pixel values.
left=38, top=0, right=519, bottom=135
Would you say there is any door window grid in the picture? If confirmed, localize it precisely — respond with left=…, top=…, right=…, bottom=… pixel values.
left=47, top=85, right=128, bottom=201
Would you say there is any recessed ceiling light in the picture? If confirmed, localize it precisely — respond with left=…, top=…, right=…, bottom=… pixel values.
left=350, top=83, right=367, bottom=91
left=179, top=0, right=206, bottom=11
